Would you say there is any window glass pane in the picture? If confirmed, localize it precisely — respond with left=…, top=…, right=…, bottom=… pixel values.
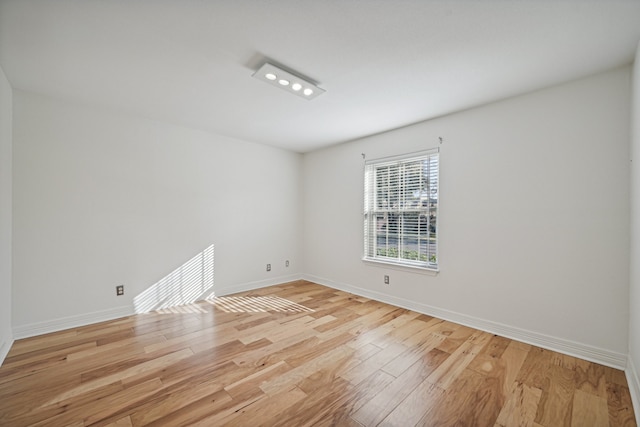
left=364, top=150, right=438, bottom=269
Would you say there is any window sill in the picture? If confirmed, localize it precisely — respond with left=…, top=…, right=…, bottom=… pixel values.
left=362, top=257, right=439, bottom=275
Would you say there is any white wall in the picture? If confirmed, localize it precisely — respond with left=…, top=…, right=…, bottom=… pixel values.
left=628, top=41, right=640, bottom=419
left=303, top=67, right=631, bottom=367
left=12, top=90, right=303, bottom=336
left=0, top=66, right=13, bottom=364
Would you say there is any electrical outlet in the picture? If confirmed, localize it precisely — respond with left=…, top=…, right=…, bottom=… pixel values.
left=286, top=260, right=289, bottom=267
left=384, top=275, right=389, bottom=285
left=266, top=264, right=271, bottom=272
left=116, top=285, right=124, bottom=296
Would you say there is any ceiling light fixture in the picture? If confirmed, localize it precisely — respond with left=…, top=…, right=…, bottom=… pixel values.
left=252, top=62, right=325, bottom=100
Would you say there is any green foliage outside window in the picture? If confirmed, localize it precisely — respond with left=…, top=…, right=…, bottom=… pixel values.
left=376, top=248, right=436, bottom=263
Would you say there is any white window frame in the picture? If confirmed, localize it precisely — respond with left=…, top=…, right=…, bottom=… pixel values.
left=363, top=148, right=439, bottom=271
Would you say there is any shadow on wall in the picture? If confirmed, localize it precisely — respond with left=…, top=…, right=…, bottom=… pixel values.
left=133, top=244, right=215, bottom=313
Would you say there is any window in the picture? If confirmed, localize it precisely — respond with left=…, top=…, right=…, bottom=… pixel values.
left=364, top=149, right=439, bottom=270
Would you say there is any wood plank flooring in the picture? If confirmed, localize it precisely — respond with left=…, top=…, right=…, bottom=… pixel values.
left=0, top=280, right=636, bottom=426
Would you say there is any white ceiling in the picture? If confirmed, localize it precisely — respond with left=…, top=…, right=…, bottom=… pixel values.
left=1, top=0, right=640, bottom=153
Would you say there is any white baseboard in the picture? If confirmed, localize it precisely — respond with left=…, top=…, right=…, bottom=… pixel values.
left=11, top=274, right=304, bottom=340
left=0, top=335, right=14, bottom=366
left=9, top=273, right=628, bottom=373
left=13, top=306, right=134, bottom=340
left=627, top=356, right=640, bottom=425
left=302, top=273, right=628, bottom=370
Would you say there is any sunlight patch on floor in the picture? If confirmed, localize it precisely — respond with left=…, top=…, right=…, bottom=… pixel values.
left=154, top=304, right=209, bottom=314
left=208, top=295, right=314, bottom=313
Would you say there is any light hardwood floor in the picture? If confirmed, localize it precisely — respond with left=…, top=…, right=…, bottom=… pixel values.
left=0, top=280, right=636, bottom=426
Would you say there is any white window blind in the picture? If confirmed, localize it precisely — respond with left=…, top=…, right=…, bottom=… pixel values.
left=364, top=149, right=439, bottom=270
